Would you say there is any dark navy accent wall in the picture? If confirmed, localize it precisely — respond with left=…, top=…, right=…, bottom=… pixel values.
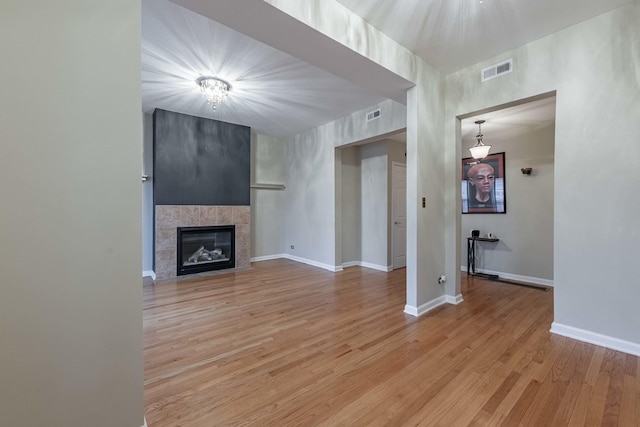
left=153, top=109, right=250, bottom=206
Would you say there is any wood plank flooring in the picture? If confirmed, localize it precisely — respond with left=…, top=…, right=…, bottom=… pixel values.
left=144, top=259, right=640, bottom=426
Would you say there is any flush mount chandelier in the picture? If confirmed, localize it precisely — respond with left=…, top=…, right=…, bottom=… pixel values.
left=469, top=119, right=492, bottom=159
left=196, top=76, right=231, bottom=110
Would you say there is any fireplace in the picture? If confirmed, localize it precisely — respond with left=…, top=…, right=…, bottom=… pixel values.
left=177, top=225, right=235, bottom=276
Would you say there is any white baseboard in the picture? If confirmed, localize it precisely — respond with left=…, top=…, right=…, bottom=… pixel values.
left=142, top=270, right=156, bottom=280
left=342, top=261, right=360, bottom=268
left=550, top=322, right=640, bottom=357
left=461, top=266, right=553, bottom=287
left=251, top=254, right=286, bottom=262
left=343, top=261, right=392, bottom=272
left=359, top=262, right=393, bottom=272
left=284, top=254, right=343, bottom=272
left=251, top=255, right=391, bottom=273
left=405, top=293, right=465, bottom=317
left=445, top=294, right=464, bottom=305
left=404, top=295, right=447, bottom=317
left=250, top=254, right=390, bottom=273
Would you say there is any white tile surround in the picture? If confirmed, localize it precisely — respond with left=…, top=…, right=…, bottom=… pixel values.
left=154, top=205, right=251, bottom=280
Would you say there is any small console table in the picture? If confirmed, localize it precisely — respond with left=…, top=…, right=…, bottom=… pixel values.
left=467, top=237, right=499, bottom=280
left=466, top=237, right=550, bottom=291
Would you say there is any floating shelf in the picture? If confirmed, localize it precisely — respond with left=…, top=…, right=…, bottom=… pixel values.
left=250, top=183, right=286, bottom=190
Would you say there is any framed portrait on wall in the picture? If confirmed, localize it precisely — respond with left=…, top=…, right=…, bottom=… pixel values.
left=462, top=152, right=506, bottom=214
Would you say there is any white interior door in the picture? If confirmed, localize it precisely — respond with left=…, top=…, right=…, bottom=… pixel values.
left=392, top=162, right=407, bottom=269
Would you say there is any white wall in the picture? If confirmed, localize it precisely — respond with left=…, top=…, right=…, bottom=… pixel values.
left=0, top=1, right=143, bottom=426
left=263, top=0, right=640, bottom=352
left=284, top=99, right=407, bottom=270
left=446, top=3, right=640, bottom=349
left=251, top=133, right=286, bottom=259
left=232, top=0, right=448, bottom=314
left=461, top=124, right=555, bottom=282
left=339, top=139, right=406, bottom=269
left=142, top=113, right=154, bottom=272
left=285, top=129, right=338, bottom=267
left=360, top=141, right=389, bottom=268
left=340, top=146, right=362, bottom=264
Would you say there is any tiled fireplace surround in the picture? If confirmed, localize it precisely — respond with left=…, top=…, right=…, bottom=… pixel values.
left=155, top=205, right=251, bottom=280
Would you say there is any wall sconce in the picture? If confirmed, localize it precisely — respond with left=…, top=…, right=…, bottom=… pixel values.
left=521, top=168, right=532, bottom=175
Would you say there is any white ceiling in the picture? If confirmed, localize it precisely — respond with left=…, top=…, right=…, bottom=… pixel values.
left=142, top=0, right=388, bottom=138
left=142, top=0, right=628, bottom=139
left=461, top=96, right=556, bottom=142
left=336, top=0, right=633, bottom=73
left=385, top=96, right=558, bottom=147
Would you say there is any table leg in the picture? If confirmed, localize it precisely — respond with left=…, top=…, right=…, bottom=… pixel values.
left=467, top=239, right=474, bottom=275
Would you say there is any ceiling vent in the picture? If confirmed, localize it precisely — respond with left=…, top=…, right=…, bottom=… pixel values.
left=366, top=109, right=381, bottom=122
left=481, top=59, right=513, bottom=82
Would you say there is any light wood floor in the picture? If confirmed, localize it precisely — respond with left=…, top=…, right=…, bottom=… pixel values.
left=144, top=259, right=640, bottom=426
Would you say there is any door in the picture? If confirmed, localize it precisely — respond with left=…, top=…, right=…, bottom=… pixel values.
left=392, top=162, right=406, bottom=269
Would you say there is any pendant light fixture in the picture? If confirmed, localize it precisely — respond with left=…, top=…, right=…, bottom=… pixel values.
left=469, top=119, right=492, bottom=159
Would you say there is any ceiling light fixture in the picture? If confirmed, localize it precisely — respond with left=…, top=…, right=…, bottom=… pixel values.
left=469, top=119, right=492, bottom=159
left=196, top=76, right=231, bottom=110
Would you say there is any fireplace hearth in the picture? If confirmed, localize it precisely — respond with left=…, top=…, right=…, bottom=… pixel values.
left=177, top=225, right=235, bottom=276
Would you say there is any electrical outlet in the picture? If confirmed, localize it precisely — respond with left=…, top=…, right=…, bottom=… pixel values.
left=290, top=245, right=294, bottom=250
left=438, top=275, right=446, bottom=284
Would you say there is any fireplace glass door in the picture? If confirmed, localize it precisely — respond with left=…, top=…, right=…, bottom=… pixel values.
left=177, top=225, right=235, bottom=276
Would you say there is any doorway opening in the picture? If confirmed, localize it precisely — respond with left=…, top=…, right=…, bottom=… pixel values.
left=335, top=130, right=407, bottom=272
left=457, top=92, right=556, bottom=290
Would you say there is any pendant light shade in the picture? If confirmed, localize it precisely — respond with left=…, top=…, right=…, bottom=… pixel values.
left=469, top=120, right=492, bottom=159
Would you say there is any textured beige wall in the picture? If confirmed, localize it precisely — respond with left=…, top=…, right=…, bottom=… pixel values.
left=251, top=133, right=286, bottom=259
left=340, top=146, right=362, bottom=265
left=266, top=0, right=448, bottom=309
left=446, top=3, right=640, bottom=345
left=360, top=141, right=389, bottom=268
left=284, top=99, right=407, bottom=269
left=461, top=124, right=555, bottom=282
left=142, top=113, right=154, bottom=272
left=0, top=1, right=143, bottom=426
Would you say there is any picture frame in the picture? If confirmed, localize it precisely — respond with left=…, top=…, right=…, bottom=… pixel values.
left=462, top=152, right=506, bottom=214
